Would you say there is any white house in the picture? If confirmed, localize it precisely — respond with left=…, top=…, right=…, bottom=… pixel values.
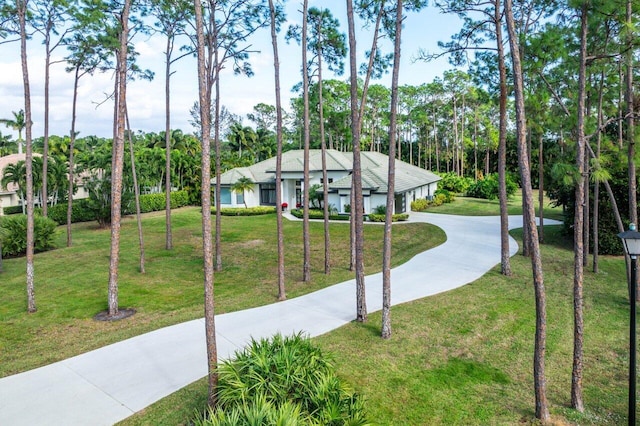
left=212, top=149, right=441, bottom=214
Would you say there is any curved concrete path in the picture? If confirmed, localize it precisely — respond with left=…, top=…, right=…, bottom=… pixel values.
left=0, top=213, right=559, bottom=425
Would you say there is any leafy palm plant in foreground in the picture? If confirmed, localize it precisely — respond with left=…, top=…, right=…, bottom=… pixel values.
left=196, top=333, right=370, bottom=425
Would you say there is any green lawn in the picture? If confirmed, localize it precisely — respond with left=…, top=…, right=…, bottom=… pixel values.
left=429, top=189, right=565, bottom=221
left=0, top=207, right=444, bottom=377
left=119, top=226, right=631, bottom=425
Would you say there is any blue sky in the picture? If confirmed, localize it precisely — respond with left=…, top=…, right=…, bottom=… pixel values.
left=0, top=1, right=465, bottom=139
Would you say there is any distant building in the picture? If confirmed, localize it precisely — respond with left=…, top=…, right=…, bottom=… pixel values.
left=212, top=149, right=441, bottom=214
left=0, top=154, right=89, bottom=215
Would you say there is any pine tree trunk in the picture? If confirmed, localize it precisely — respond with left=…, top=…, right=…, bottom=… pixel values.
left=382, top=0, right=403, bottom=340
left=164, top=37, right=173, bottom=251
left=347, top=0, right=366, bottom=322
left=269, top=0, right=286, bottom=301
left=126, top=111, right=145, bottom=274
left=194, top=0, right=218, bottom=407
left=301, top=0, right=311, bottom=283
left=67, top=66, right=80, bottom=248
left=107, top=1, right=131, bottom=317
left=19, top=0, right=35, bottom=313
left=570, top=3, right=588, bottom=411
left=495, top=0, right=511, bottom=276
left=505, top=0, right=549, bottom=419
left=317, top=35, right=331, bottom=275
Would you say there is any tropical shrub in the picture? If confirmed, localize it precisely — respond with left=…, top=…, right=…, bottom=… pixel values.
left=0, top=214, right=58, bottom=257
left=466, top=173, right=517, bottom=200
left=434, top=188, right=455, bottom=203
left=411, top=198, right=429, bottom=212
left=82, top=177, right=132, bottom=228
left=194, top=333, right=369, bottom=426
left=437, top=172, right=474, bottom=193
left=372, top=204, right=386, bottom=215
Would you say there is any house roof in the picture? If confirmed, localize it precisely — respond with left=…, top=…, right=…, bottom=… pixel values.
left=213, top=149, right=441, bottom=194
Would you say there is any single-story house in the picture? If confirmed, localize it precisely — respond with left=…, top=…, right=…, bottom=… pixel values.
left=212, top=149, right=441, bottom=214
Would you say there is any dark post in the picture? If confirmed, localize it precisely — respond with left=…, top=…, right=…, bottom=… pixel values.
left=631, top=255, right=637, bottom=426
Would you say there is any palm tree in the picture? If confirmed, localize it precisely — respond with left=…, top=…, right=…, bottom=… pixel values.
left=0, top=110, right=26, bottom=154
left=231, top=176, right=254, bottom=209
left=0, top=131, right=16, bottom=155
left=1, top=161, right=27, bottom=213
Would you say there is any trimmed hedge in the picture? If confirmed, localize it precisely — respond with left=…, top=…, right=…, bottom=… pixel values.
left=290, top=208, right=350, bottom=221
left=212, top=206, right=277, bottom=216
left=2, top=205, right=23, bottom=215
left=125, top=190, right=190, bottom=214
left=368, top=213, right=409, bottom=222
left=0, top=214, right=58, bottom=257
left=37, top=199, right=96, bottom=225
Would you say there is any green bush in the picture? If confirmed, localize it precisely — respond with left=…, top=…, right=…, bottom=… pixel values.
left=126, top=190, right=190, bottom=214
left=194, top=333, right=369, bottom=426
left=411, top=198, right=429, bottom=212
left=368, top=213, right=409, bottom=222
left=466, top=173, right=518, bottom=200
left=38, top=199, right=96, bottom=225
left=372, top=204, right=387, bottom=215
left=290, top=208, right=350, bottom=221
left=0, top=215, right=58, bottom=257
left=212, top=206, right=276, bottom=216
left=434, top=188, right=455, bottom=203
left=2, top=205, right=23, bottom=215
left=437, top=172, right=474, bottom=193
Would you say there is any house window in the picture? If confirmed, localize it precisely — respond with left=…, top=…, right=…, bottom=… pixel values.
left=219, top=187, right=231, bottom=204
left=236, top=191, right=244, bottom=205
left=260, top=183, right=276, bottom=205
left=320, top=178, right=334, bottom=184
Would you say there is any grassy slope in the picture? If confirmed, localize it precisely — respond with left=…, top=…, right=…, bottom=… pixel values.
left=0, top=207, right=443, bottom=377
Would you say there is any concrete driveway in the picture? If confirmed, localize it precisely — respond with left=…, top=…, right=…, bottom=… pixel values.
left=0, top=212, right=560, bottom=425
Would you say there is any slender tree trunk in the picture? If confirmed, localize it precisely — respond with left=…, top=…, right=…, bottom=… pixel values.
left=347, top=0, right=367, bottom=322
left=19, top=0, right=35, bottom=313
left=318, top=34, right=331, bottom=275
left=126, top=111, right=145, bottom=274
left=625, top=0, right=638, bottom=300
left=301, top=0, right=311, bottom=283
left=107, top=1, right=131, bottom=317
left=67, top=66, right=80, bottom=248
left=593, top=68, right=607, bottom=273
left=164, top=37, right=173, bottom=250
left=538, top=133, right=544, bottom=243
left=571, top=3, right=588, bottom=412
left=42, top=35, right=50, bottom=217
left=505, top=0, right=549, bottom=420
left=269, top=0, right=286, bottom=301
left=382, top=0, right=403, bottom=340
left=495, top=0, right=511, bottom=276
left=194, top=0, right=218, bottom=407
left=214, top=36, right=223, bottom=272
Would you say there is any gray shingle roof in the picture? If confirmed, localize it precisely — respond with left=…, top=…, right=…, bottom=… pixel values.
left=213, top=149, right=441, bottom=194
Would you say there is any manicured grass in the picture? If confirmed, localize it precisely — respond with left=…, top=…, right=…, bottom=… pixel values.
left=119, top=226, right=631, bottom=425
left=428, top=189, right=565, bottom=221
left=0, top=207, right=444, bottom=377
